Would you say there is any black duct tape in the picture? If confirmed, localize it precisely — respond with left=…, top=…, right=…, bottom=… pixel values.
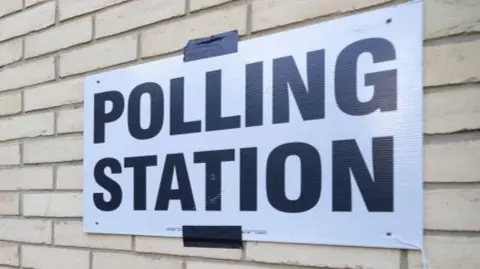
left=182, top=225, right=243, bottom=249
left=183, top=30, right=239, bottom=62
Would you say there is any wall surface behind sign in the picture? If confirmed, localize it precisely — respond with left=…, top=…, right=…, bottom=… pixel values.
left=0, top=0, right=479, bottom=269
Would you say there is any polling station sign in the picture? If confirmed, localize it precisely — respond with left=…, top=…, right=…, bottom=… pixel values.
left=83, top=1, right=423, bottom=249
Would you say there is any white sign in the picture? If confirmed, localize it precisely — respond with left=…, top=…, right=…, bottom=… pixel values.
left=83, top=1, right=423, bottom=249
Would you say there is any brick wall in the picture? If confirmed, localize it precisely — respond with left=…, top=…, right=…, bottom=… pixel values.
left=0, top=0, right=479, bottom=269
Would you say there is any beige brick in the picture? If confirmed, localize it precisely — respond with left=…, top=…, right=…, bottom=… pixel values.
left=57, top=107, right=83, bottom=134
left=57, top=165, right=83, bottom=190
left=25, top=17, right=92, bottom=58
left=0, top=193, right=19, bottom=215
left=0, top=218, right=51, bottom=243
left=0, top=0, right=22, bottom=18
left=0, top=113, right=54, bottom=141
left=95, top=0, right=185, bottom=38
left=23, top=136, right=83, bottom=163
left=425, top=0, right=480, bottom=39
left=93, top=252, right=183, bottom=269
left=59, top=35, right=137, bottom=77
left=24, top=78, right=84, bottom=111
left=424, top=40, right=480, bottom=87
left=245, top=242, right=400, bottom=268
left=0, top=142, right=20, bottom=165
left=55, top=221, right=131, bottom=250
left=251, top=0, right=389, bottom=32
left=191, top=0, right=232, bottom=11
left=23, top=245, right=89, bottom=269
left=425, top=189, right=480, bottom=231
left=0, top=243, right=18, bottom=266
left=23, top=192, right=82, bottom=217
left=136, top=236, right=242, bottom=260
left=0, top=167, right=53, bottom=190
left=0, top=2, right=55, bottom=42
left=0, top=39, right=22, bottom=66
left=25, top=0, right=49, bottom=7
left=59, top=0, right=129, bottom=21
left=0, top=92, right=21, bottom=116
left=0, top=57, right=55, bottom=92
left=409, top=235, right=480, bottom=269
left=425, top=140, right=480, bottom=183
left=142, top=3, right=247, bottom=57
left=425, top=85, right=480, bottom=133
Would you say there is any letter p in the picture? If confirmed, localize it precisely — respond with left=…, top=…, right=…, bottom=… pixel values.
left=93, top=91, right=125, bottom=144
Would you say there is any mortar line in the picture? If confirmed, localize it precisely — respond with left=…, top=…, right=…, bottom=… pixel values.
left=54, top=55, right=60, bottom=81
left=91, top=15, right=96, bottom=42
left=21, top=37, right=26, bottom=61
left=89, top=251, right=93, bottom=269
left=19, top=141, right=24, bottom=166
left=53, top=111, right=58, bottom=135
left=20, top=91, right=25, bottom=114
left=136, top=32, right=142, bottom=61
left=54, top=0, right=60, bottom=25
left=18, top=243, right=23, bottom=269
left=185, top=0, right=191, bottom=15
left=246, top=0, right=252, bottom=35
left=400, top=249, right=409, bottom=269
left=51, top=220, right=55, bottom=245
left=52, top=164, right=58, bottom=190
left=18, top=192, right=24, bottom=216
